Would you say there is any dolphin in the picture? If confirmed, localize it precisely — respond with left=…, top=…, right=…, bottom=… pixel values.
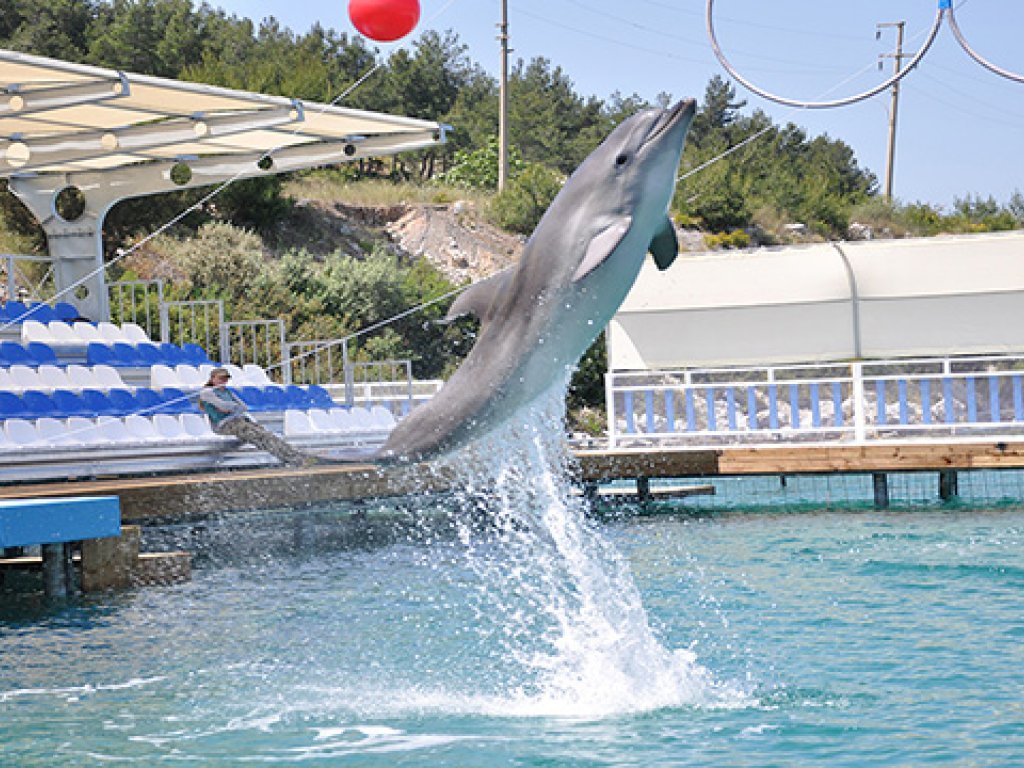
left=376, top=98, right=697, bottom=463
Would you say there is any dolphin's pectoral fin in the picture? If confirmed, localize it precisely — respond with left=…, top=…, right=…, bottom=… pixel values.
left=649, top=216, right=678, bottom=271
left=440, top=268, right=513, bottom=326
left=573, top=218, right=632, bottom=282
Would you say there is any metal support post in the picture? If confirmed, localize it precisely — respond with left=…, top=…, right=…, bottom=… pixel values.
left=872, top=472, right=890, bottom=509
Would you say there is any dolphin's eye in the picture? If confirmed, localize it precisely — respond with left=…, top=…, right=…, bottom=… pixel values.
left=615, top=153, right=629, bottom=166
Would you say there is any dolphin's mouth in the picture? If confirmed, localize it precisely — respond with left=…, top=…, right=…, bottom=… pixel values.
left=643, top=98, right=696, bottom=147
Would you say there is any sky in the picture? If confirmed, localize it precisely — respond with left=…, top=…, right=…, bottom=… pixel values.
left=213, top=0, right=1023, bottom=209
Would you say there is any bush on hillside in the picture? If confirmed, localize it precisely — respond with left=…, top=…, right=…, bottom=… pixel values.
left=489, top=163, right=562, bottom=235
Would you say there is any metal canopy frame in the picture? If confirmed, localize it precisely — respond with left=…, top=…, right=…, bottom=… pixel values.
left=0, top=48, right=446, bottom=320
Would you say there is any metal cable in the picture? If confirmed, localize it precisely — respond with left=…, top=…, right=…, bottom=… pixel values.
left=705, top=0, right=945, bottom=109
left=947, top=5, right=1024, bottom=85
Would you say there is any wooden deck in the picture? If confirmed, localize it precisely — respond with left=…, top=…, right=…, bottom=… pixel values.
left=2, top=439, right=1024, bottom=521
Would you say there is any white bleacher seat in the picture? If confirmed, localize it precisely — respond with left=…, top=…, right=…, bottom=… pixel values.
left=307, top=408, right=335, bottom=432
left=36, top=417, right=78, bottom=445
left=38, top=364, right=71, bottom=391
left=47, top=321, right=80, bottom=346
left=328, top=408, right=354, bottom=433
left=66, top=365, right=97, bottom=390
left=153, top=413, right=190, bottom=442
left=96, top=415, right=133, bottom=443
left=4, top=418, right=39, bottom=446
left=180, top=413, right=214, bottom=438
left=124, top=414, right=159, bottom=442
left=175, top=364, right=206, bottom=388
left=122, top=323, right=151, bottom=344
left=0, top=368, right=14, bottom=390
left=9, top=364, right=41, bottom=391
left=151, top=364, right=179, bottom=389
left=21, top=320, right=53, bottom=345
left=369, top=405, right=397, bottom=429
left=67, top=416, right=106, bottom=445
left=97, top=322, right=128, bottom=343
left=242, top=364, right=273, bottom=386
left=224, top=363, right=246, bottom=383
left=284, top=409, right=317, bottom=437
left=72, top=321, right=104, bottom=343
left=348, top=406, right=374, bottom=431
left=93, top=365, right=126, bottom=389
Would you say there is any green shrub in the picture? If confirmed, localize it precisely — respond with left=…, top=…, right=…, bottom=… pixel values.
left=489, top=163, right=562, bottom=235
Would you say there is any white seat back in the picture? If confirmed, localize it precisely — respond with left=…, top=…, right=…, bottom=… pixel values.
left=36, top=417, right=75, bottom=445
left=180, top=413, right=214, bottom=438
left=0, top=369, right=13, bottom=390
left=369, top=405, right=397, bottom=430
left=67, top=416, right=104, bottom=445
left=47, top=321, right=80, bottom=345
left=9, top=364, right=41, bottom=391
left=307, top=408, right=334, bottom=432
left=328, top=408, right=354, bottom=432
left=37, top=364, right=71, bottom=391
left=92, top=365, right=125, bottom=389
left=66, top=365, right=97, bottom=390
left=283, top=409, right=315, bottom=437
left=21, top=320, right=52, bottom=344
left=97, top=322, right=127, bottom=343
left=97, top=415, right=132, bottom=443
left=72, top=321, right=104, bottom=343
left=151, top=364, right=179, bottom=389
left=121, top=322, right=151, bottom=344
left=153, top=413, right=187, bottom=440
left=224, top=364, right=246, bottom=384
left=4, top=418, right=39, bottom=446
left=124, top=414, right=159, bottom=441
left=242, top=364, right=273, bottom=386
left=348, top=406, right=373, bottom=430
left=175, top=364, right=206, bottom=388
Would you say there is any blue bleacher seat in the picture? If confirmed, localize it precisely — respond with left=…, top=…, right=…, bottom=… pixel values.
left=132, top=388, right=165, bottom=414
left=24, top=303, right=57, bottom=324
left=106, top=389, right=137, bottom=415
left=159, top=343, right=187, bottom=365
left=1, top=301, right=28, bottom=323
left=0, top=341, right=32, bottom=366
left=135, top=343, right=165, bottom=366
left=261, top=385, right=288, bottom=410
left=51, top=389, right=91, bottom=418
left=20, top=391, right=59, bottom=418
left=111, top=343, right=145, bottom=367
left=181, top=343, right=211, bottom=364
left=284, top=385, right=316, bottom=409
left=306, top=384, right=335, bottom=409
left=157, top=387, right=193, bottom=415
left=26, top=342, right=59, bottom=366
left=0, top=391, right=29, bottom=418
left=86, top=343, right=118, bottom=367
left=235, top=386, right=268, bottom=412
left=80, top=389, right=118, bottom=417
left=53, top=302, right=80, bottom=322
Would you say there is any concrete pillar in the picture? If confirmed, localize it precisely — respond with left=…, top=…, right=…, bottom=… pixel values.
left=872, top=472, right=890, bottom=509
left=938, top=469, right=959, bottom=501
left=41, top=543, right=73, bottom=598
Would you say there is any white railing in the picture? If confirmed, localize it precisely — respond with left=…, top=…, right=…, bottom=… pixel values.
left=606, top=354, right=1024, bottom=448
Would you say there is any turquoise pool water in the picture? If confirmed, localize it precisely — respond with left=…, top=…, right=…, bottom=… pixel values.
left=2, top=439, right=1023, bottom=765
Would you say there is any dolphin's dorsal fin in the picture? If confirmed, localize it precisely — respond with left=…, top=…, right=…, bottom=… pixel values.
left=649, top=216, right=678, bottom=271
left=441, top=268, right=513, bottom=326
left=573, top=217, right=632, bottom=282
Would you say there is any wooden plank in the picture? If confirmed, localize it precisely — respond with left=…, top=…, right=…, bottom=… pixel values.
left=576, top=448, right=720, bottom=481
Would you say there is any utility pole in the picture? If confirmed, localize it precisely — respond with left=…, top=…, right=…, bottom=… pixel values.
left=877, top=21, right=906, bottom=201
left=497, top=0, right=510, bottom=192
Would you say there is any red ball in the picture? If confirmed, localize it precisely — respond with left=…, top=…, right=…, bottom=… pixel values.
left=348, top=0, right=420, bottom=42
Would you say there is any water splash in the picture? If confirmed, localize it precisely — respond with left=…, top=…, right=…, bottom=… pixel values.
left=429, top=387, right=750, bottom=718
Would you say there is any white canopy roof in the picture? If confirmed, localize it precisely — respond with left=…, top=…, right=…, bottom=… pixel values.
left=0, top=48, right=443, bottom=178
left=609, top=230, right=1024, bottom=370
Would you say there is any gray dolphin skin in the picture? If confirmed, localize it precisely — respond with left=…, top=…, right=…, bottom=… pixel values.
left=376, top=98, right=697, bottom=463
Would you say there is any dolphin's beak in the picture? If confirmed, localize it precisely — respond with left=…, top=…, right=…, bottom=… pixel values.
left=644, top=98, right=696, bottom=147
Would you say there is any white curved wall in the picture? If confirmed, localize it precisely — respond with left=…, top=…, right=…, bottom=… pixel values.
left=609, top=230, right=1024, bottom=370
